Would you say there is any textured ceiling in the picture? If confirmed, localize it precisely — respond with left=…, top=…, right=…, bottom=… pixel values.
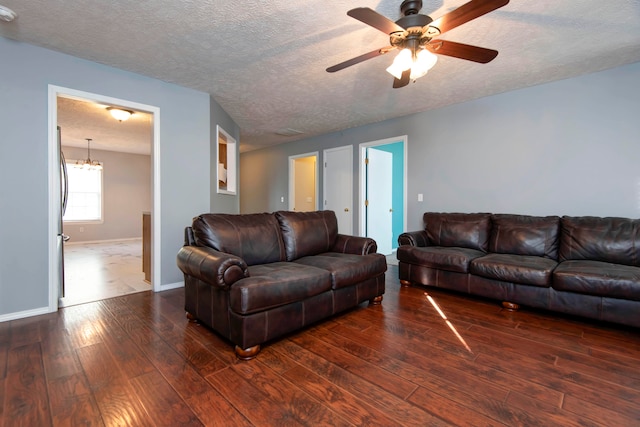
left=1, top=0, right=640, bottom=153
left=57, top=97, right=153, bottom=155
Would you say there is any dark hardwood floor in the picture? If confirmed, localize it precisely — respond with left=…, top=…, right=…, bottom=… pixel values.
left=2, top=265, right=639, bottom=426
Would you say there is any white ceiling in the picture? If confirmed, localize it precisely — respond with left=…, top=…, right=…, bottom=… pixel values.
left=57, top=96, right=153, bottom=155
left=2, top=1, right=640, bottom=154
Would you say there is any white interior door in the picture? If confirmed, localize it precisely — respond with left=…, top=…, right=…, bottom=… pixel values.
left=323, top=146, right=352, bottom=235
left=367, top=148, right=393, bottom=255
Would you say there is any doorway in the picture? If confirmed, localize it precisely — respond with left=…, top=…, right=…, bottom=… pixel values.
left=359, top=136, right=407, bottom=256
left=48, top=86, right=161, bottom=311
left=288, top=152, right=319, bottom=212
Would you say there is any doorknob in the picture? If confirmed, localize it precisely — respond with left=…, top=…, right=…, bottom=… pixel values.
left=389, top=209, right=393, bottom=212
left=344, top=208, right=349, bottom=212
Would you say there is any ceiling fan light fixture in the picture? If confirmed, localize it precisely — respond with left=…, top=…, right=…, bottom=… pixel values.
left=107, top=107, right=133, bottom=122
left=386, top=48, right=413, bottom=79
left=410, top=49, right=438, bottom=80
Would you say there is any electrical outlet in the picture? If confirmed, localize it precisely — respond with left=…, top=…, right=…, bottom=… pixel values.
left=79, top=227, right=85, bottom=232
left=280, top=196, right=285, bottom=203
left=418, top=193, right=423, bottom=202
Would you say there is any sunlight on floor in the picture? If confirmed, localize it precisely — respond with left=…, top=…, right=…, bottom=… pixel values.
left=60, top=239, right=151, bottom=307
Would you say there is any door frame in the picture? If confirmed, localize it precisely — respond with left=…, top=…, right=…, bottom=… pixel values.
left=288, top=151, right=319, bottom=211
left=47, top=85, right=161, bottom=311
left=358, top=135, right=408, bottom=240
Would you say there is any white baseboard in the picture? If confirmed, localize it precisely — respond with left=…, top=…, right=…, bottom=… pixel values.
left=158, top=281, right=184, bottom=292
left=0, top=306, right=52, bottom=323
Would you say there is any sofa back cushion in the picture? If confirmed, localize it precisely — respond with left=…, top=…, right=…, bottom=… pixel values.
left=276, top=210, right=339, bottom=261
left=192, top=213, right=286, bottom=266
left=559, top=216, right=640, bottom=267
left=489, top=214, right=560, bottom=259
left=424, top=212, right=491, bottom=252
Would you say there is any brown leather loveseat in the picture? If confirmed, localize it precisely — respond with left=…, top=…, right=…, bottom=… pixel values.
left=397, top=212, right=640, bottom=327
left=177, top=210, right=386, bottom=359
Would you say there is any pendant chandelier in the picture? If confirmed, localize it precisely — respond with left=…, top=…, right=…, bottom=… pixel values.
left=76, top=138, right=102, bottom=170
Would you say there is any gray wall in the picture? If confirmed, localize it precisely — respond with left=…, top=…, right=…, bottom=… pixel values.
left=0, top=36, right=214, bottom=317
left=61, top=147, right=151, bottom=242
left=241, top=61, right=640, bottom=232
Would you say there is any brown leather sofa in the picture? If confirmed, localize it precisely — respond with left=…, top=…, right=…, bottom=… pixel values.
left=397, top=212, right=640, bottom=327
left=177, top=210, right=386, bottom=359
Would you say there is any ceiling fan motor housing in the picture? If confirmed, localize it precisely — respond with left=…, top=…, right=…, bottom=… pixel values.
left=400, top=0, right=423, bottom=16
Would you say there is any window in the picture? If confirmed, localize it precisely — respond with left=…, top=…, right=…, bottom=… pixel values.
left=64, top=161, right=103, bottom=222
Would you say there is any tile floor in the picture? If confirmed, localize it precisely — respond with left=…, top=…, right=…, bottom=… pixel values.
left=60, top=239, right=151, bottom=307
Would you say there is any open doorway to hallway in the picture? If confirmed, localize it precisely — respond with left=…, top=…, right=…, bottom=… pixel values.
left=289, top=152, right=319, bottom=212
left=360, top=136, right=407, bottom=256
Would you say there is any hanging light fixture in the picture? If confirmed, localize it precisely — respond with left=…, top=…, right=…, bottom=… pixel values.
left=409, top=49, right=438, bottom=80
left=107, top=107, right=133, bottom=122
left=386, top=46, right=437, bottom=81
left=76, top=138, right=102, bottom=170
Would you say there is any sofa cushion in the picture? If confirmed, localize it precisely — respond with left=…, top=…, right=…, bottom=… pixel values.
left=470, top=254, right=557, bottom=287
left=553, top=260, right=640, bottom=301
left=559, top=216, right=640, bottom=267
left=489, top=214, right=560, bottom=259
left=424, top=212, right=491, bottom=252
left=230, top=262, right=332, bottom=315
left=294, top=252, right=387, bottom=290
left=192, top=213, right=285, bottom=266
left=276, top=210, right=339, bottom=261
left=397, top=245, right=486, bottom=273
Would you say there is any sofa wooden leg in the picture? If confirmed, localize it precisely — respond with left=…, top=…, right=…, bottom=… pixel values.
left=369, top=295, right=383, bottom=305
left=502, top=301, right=520, bottom=311
left=186, top=311, right=198, bottom=323
left=400, top=280, right=412, bottom=288
left=235, top=345, right=261, bottom=360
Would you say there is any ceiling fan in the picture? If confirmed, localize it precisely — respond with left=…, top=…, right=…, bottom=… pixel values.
left=326, top=0, right=509, bottom=88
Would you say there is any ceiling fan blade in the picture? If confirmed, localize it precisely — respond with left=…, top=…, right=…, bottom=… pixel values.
left=393, top=69, right=411, bottom=88
left=426, top=40, right=498, bottom=63
left=347, top=7, right=405, bottom=35
left=429, top=0, right=509, bottom=35
left=326, top=47, right=393, bottom=73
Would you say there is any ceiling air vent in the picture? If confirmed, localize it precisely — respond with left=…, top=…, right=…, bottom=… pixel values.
left=275, top=128, right=304, bottom=137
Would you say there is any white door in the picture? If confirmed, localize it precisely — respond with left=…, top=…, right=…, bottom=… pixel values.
left=367, top=148, right=393, bottom=255
left=323, top=146, right=353, bottom=235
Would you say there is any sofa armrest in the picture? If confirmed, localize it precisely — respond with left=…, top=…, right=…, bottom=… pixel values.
left=177, top=245, right=249, bottom=289
left=331, top=234, right=378, bottom=255
left=398, top=230, right=429, bottom=247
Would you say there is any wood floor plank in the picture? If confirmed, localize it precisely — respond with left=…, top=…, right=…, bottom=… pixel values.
left=407, top=385, right=508, bottom=427
left=290, top=332, right=419, bottom=399
left=562, top=392, right=640, bottom=424
left=272, top=340, right=444, bottom=426
left=130, top=370, right=202, bottom=426
left=232, top=360, right=353, bottom=427
left=206, top=367, right=307, bottom=427
left=305, top=325, right=512, bottom=403
left=123, top=321, right=252, bottom=426
left=282, top=364, right=409, bottom=426
left=3, top=343, right=51, bottom=426
left=47, top=372, right=104, bottom=426
left=323, top=321, right=564, bottom=407
left=184, top=389, right=253, bottom=427
left=476, top=351, right=640, bottom=410
left=76, top=342, right=154, bottom=427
